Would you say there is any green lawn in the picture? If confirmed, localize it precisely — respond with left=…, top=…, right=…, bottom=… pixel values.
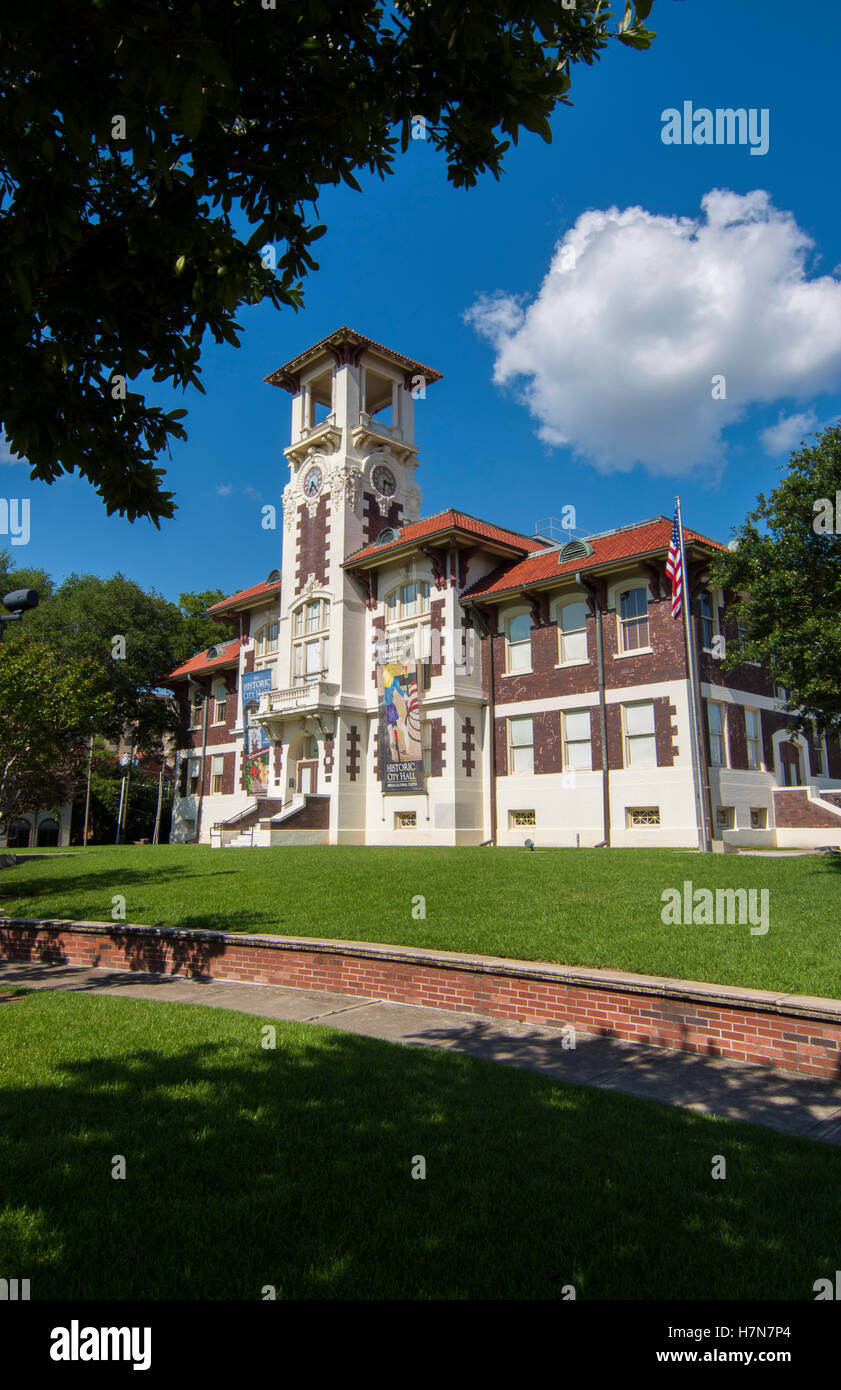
left=0, top=989, right=838, bottom=1300
left=2, top=844, right=841, bottom=997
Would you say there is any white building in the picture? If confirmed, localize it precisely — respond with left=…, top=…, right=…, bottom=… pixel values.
left=166, top=327, right=841, bottom=851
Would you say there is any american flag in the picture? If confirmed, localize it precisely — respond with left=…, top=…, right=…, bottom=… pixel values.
left=665, top=506, right=683, bottom=619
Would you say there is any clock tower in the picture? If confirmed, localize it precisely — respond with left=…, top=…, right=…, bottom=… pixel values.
left=260, top=327, right=442, bottom=820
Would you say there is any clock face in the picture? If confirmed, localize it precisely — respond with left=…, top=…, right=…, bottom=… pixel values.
left=372, top=464, right=396, bottom=497
left=303, top=465, right=323, bottom=497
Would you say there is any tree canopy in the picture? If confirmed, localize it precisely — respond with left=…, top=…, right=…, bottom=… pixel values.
left=0, top=1, right=655, bottom=524
left=0, top=637, right=113, bottom=832
left=710, top=422, right=841, bottom=737
left=17, top=572, right=232, bottom=749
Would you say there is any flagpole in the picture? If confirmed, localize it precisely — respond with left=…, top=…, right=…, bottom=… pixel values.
left=676, top=496, right=712, bottom=853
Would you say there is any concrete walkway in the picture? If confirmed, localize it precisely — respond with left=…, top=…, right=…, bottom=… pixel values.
left=4, top=960, right=841, bottom=1146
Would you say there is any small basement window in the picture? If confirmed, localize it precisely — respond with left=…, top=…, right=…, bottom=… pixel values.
left=510, top=810, right=536, bottom=828
left=627, top=807, right=660, bottom=827
left=716, top=806, right=734, bottom=829
left=394, top=811, right=417, bottom=829
left=750, top=807, right=768, bottom=829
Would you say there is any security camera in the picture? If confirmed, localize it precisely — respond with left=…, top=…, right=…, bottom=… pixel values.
left=0, top=588, right=39, bottom=640
left=2, top=589, right=39, bottom=613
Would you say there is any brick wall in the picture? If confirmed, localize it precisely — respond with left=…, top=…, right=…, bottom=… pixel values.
left=362, top=494, right=402, bottom=547
left=295, top=495, right=330, bottom=595
left=534, top=709, right=563, bottom=775
left=4, top=921, right=841, bottom=1080
left=773, top=789, right=841, bottom=829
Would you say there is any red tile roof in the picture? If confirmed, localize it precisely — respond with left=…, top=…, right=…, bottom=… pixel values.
left=345, top=509, right=545, bottom=566
left=164, top=639, right=241, bottom=682
left=265, top=326, right=442, bottom=391
left=461, top=517, right=726, bottom=600
left=208, top=579, right=281, bottom=613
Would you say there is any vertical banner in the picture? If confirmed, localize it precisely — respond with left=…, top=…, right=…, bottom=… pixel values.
left=241, top=670, right=273, bottom=798
left=378, top=660, right=425, bottom=792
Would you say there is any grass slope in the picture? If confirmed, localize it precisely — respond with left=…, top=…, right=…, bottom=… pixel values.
left=1, top=990, right=839, bottom=1300
left=2, top=845, right=841, bottom=996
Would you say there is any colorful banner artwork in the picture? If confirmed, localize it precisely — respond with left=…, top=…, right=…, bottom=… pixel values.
left=244, top=748, right=271, bottom=796
left=242, top=669, right=273, bottom=798
left=378, top=660, right=424, bottom=793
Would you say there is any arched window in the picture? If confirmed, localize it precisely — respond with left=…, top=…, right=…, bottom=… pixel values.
left=212, top=678, right=227, bottom=725
left=618, top=586, right=650, bottom=653
left=254, top=620, right=279, bottom=657
left=505, top=610, right=531, bottom=673
left=291, top=597, right=330, bottom=685
left=557, top=600, right=588, bottom=664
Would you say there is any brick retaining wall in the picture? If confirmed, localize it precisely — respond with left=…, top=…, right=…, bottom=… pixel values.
left=2, top=919, right=840, bottom=1079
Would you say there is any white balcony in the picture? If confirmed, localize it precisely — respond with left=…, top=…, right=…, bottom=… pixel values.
left=258, top=681, right=339, bottom=718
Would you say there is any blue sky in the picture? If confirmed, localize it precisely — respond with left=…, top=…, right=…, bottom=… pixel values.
left=4, top=0, right=841, bottom=604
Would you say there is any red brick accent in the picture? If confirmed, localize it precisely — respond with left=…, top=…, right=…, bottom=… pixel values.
left=773, top=789, right=841, bottom=829
left=346, top=725, right=361, bottom=782
left=362, top=494, right=402, bottom=547
left=429, top=717, right=445, bottom=777
left=653, top=696, right=679, bottom=768
left=4, top=922, right=841, bottom=1079
left=727, top=703, right=748, bottom=771
left=220, top=751, right=236, bottom=796
left=295, top=496, right=330, bottom=596
left=494, top=717, right=508, bottom=776
left=828, top=736, right=841, bottom=780
left=461, top=716, right=476, bottom=777
left=242, top=649, right=255, bottom=675
left=323, top=735, right=334, bottom=779
left=533, top=709, right=562, bottom=775
left=371, top=614, right=385, bottom=688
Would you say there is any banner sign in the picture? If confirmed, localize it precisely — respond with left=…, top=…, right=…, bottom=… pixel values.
left=244, top=748, right=271, bottom=796
left=242, top=670, right=273, bottom=798
left=378, top=660, right=425, bottom=793
left=241, top=669, right=274, bottom=704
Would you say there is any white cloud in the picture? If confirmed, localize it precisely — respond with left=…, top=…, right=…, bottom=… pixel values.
left=760, top=409, right=818, bottom=456
left=215, top=483, right=234, bottom=496
left=465, top=190, right=841, bottom=476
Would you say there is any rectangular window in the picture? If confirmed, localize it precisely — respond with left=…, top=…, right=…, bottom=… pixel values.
left=700, top=592, right=715, bottom=650
left=623, top=701, right=656, bottom=766
left=626, top=807, right=660, bottom=827
left=306, top=601, right=320, bottom=633
left=211, top=755, right=224, bottom=794
left=265, top=622, right=278, bottom=654
left=508, top=716, right=534, bottom=774
left=618, top=587, right=649, bottom=652
left=189, top=760, right=200, bottom=796
left=745, top=708, right=761, bottom=769
left=422, top=721, right=432, bottom=777
left=190, top=693, right=203, bottom=729
left=510, top=810, right=536, bottom=828
left=562, top=708, right=592, bottom=770
left=559, top=601, right=588, bottom=664
left=395, top=811, right=417, bottom=830
left=750, top=807, right=768, bottom=829
left=506, top=612, right=532, bottom=672
left=707, top=701, right=727, bottom=767
left=213, top=683, right=227, bottom=725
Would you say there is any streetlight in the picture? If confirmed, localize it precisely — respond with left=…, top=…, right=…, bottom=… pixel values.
left=0, top=588, right=39, bottom=640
